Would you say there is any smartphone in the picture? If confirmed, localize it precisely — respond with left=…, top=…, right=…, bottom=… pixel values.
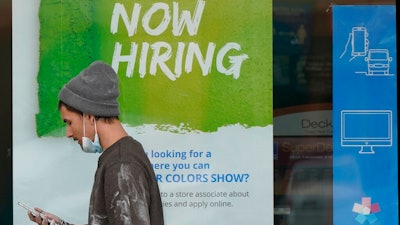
left=351, top=27, right=368, bottom=57
left=18, top=202, right=55, bottom=225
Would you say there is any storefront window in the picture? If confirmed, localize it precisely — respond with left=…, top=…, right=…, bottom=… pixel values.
left=273, top=1, right=396, bottom=225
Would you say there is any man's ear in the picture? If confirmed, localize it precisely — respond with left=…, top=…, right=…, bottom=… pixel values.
left=83, top=113, right=95, bottom=124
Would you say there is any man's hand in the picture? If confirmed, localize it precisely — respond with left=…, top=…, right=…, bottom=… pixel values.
left=27, top=207, right=63, bottom=225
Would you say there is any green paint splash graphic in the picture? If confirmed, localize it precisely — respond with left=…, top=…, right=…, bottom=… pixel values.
left=36, top=0, right=273, bottom=137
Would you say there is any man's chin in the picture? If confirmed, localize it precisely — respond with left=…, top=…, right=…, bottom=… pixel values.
left=76, top=141, right=83, bottom=149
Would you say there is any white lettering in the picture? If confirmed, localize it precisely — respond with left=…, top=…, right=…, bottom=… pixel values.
left=185, top=42, right=215, bottom=75
left=112, top=42, right=248, bottom=80
left=110, top=3, right=141, bottom=37
left=172, top=0, right=205, bottom=36
left=110, top=0, right=205, bottom=37
left=142, top=3, right=170, bottom=36
left=112, top=42, right=138, bottom=78
left=216, top=42, right=249, bottom=79
left=150, top=42, right=176, bottom=80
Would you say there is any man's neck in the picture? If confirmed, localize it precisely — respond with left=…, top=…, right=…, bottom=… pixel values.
left=97, top=120, right=128, bottom=150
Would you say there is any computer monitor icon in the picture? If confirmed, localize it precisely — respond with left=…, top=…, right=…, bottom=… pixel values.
left=341, top=110, right=392, bottom=154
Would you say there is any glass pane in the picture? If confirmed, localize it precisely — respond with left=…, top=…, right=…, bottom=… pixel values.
left=273, top=1, right=396, bottom=225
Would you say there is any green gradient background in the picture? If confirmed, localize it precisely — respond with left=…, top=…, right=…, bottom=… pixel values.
left=36, top=0, right=272, bottom=137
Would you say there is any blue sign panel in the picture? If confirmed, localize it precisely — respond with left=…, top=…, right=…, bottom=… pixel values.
left=333, top=5, right=397, bottom=225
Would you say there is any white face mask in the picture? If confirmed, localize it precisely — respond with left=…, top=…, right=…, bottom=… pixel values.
left=81, top=115, right=103, bottom=153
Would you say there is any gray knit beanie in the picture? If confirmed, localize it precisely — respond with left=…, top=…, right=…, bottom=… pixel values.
left=58, top=61, right=120, bottom=116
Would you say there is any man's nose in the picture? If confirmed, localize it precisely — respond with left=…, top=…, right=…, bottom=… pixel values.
left=66, top=126, right=73, bottom=138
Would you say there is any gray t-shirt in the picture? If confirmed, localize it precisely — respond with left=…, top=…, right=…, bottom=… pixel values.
left=88, top=136, right=164, bottom=225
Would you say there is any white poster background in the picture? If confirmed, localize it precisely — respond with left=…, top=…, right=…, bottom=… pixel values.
left=12, top=0, right=273, bottom=224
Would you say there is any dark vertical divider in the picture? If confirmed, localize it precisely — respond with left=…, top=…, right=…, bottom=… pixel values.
left=0, top=0, right=13, bottom=224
